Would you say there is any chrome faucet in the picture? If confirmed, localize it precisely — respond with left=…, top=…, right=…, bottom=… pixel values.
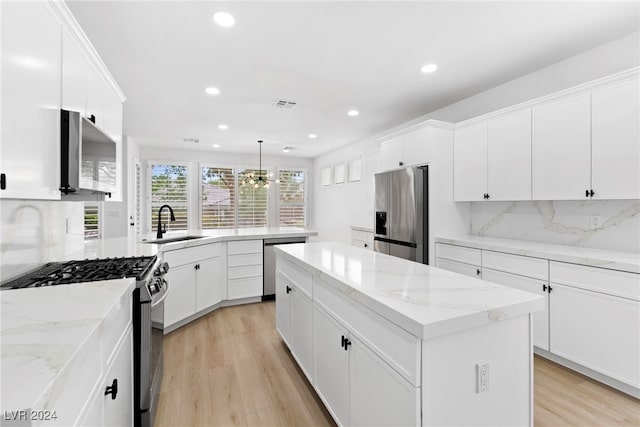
left=156, top=204, right=176, bottom=239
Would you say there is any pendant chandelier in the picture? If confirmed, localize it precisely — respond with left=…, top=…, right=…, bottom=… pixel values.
left=240, top=140, right=278, bottom=189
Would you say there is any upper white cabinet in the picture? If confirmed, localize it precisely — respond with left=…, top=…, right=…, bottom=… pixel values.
left=591, top=79, right=640, bottom=199
left=0, top=0, right=125, bottom=201
left=487, top=110, right=532, bottom=200
left=532, top=94, right=591, bottom=200
left=453, top=122, right=487, bottom=201
left=380, top=139, right=404, bottom=171
left=379, top=124, right=449, bottom=172
left=1, top=1, right=61, bottom=200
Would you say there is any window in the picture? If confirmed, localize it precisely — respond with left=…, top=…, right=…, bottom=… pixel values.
left=84, top=204, right=100, bottom=240
left=149, top=163, right=189, bottom=232
left=279, top=169, right=306, bottom=226
left=201, top=167, right=235, bottom=229
left=238, top=168, right=268, bottom=227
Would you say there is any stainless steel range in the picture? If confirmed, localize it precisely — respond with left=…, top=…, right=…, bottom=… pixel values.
left=1, top=255, right=169, bottom=427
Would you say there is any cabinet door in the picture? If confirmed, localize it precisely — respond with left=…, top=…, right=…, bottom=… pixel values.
left=292, top=290, right=314, bottom=382
left=196, top=256, right=223, bottom=312
left=349, top=335, right=420, bottom=427
left=487, top=110, right=532, bottom=200
left=402, top=130, right=429, bottom=167
left=103, top=327, right=133, bottom=427
left=86, top=62, right=106, bottom=130
left=550, top=284, right=640, bottom=388
left=532, top=94, right=591, bottom=200
left=61, top=27, right=86, bottom=114
left=313, top=305, right=350, bottom=425
left=1, top=1, right=61, bottom=200
left=164, top=264, right=196, bottom=327
left=275, top=273, right=292, bottom=347
left=435, top=258, right=482, bottom=279
left=381, top=139, right=403, bottom=171
left=453, top=122, right=487, bottom=201
left=482, top=268, right=549, bottom=350
left=591, top=80, right=640, bottom=199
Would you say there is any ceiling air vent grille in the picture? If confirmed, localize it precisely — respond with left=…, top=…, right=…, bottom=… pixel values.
left=273, top=99, right=297, bottom=109
left=183, top=137, right=200, bottom=143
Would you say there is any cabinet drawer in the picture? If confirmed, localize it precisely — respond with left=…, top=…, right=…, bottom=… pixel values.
left=228, top=276, right=263, bottom=299
left=351, top=239, right=372, bottom=250
left=352, top=229, right=373, bottom=242
left=100, top=288, right=132, bottom=365
left=228, top=265, right=263, bottom=280
left=550, top=262, right=640, bottom=301
left=435, top=243, right=481, bottom=266
left=482, top=250, right=548, bottom=280
left=228, top=253, right=263, bottom=267
left=228, top=239, right=263, bottom=255
left=163, top=243, right=221, bottom=267
left=314, top=278, right=421, bottom=386
left=436, top=258, right=482, bottom=279
left=277, top=257, right=313, bottom=297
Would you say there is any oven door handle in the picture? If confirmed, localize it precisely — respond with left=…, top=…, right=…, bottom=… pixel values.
left=151, top=280, right=170, bottom=308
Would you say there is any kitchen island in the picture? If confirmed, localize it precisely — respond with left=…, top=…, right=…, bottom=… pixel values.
left=274, top=241, right=544, bottom=426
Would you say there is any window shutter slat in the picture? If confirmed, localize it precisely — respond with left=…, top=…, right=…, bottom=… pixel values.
left=279, top=169, right=305, bottom=226
left=150, top=164, right=189, bottom=232
left=84, top=204, right=100, bottom=240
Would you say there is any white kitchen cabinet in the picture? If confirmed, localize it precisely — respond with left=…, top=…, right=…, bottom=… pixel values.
left=591, top=79, right=640, bottom=199
left=351, top=227, right=373, bottom=250
left=195, top=256, right=224, bottom=311
left=227, top=240, right=263, bottom=300
left=0, top=0, right=61, bottom=200
left=380, top=129, right=431, bottom=172
left=453, top=121, right=487, bottom=201
left=62, top=27, right=86, bottom=114
left=380, top=139, right=404, bottom=171
left=292, top=288, right=314, bottom=380
left=487, top=110, right=532, bottom=200
left=164, top=263, right=197, bottom=327
left=482, top=268, right=549, bottom=350
left=532, top=94, right=591, bottom=200
left=275, top=272, right=293, bottom=347
left=86, top=62, right=107, bottom=131
left=435, top=243, right=482, bottom=279
left=313, top=304, right=350, bottom=425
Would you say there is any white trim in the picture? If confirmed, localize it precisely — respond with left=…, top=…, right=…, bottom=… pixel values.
left=455, top=67, right=640, bottom=129
left=377, top=119, right=456, bottom=142
left=48, top=1, right=127, bottom=102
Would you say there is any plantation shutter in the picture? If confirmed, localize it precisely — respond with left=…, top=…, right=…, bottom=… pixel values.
left=149, top=164, right=189, bottom=232
left=237, top=168, right=268, bottom=227
left=279, top=169, right=306, bottom=226
left=84, top=204, right=100, bottom=240
left=135, top=163, right=142, bottom=236
left=201, top=166, right=236, bottom=228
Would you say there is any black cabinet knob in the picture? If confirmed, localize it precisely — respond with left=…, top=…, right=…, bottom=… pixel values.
left=286, top=285, right=292, bottom=294
left=105, top=378, right=118, bottom=400
left=363, top=243, right=368, bottom=248
left=585, top=189, right=589, bottom=197
left=476, top=269, right=481, bottom=276
left=0, top=173, right=6, bottom=190
left=589, top=189, right=595, bottom=197
left=344, top=338, right=352, bottom=351
left=399, top=161, right=404, bottom=166
left=341, top=335, right=346, bottom=349
left=543, top=284, right=547, bottom=292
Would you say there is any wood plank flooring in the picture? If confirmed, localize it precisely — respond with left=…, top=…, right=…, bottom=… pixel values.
left=155, top=302, right=640, bottom=427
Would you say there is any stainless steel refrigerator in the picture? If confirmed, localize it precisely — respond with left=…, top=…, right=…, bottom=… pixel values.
left=373, top=166, right=428, bottom=264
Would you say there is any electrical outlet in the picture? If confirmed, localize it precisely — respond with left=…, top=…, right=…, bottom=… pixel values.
left=476, top=361, right=490, bottom=393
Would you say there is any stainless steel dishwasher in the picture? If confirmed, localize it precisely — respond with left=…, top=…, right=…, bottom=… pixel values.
left=263, top=237, right=308, bottom=299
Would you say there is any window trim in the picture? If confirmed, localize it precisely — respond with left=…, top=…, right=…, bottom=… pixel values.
left=146, top=160, right=191, bottom=233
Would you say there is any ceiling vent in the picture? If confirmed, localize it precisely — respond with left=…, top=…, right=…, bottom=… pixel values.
left=273, top=99, right=297, bottom=109
left=183, top=137, right=200, bottom=143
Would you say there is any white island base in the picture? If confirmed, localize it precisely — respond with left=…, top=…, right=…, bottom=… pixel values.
left=275, top=242, right=543, bottom=426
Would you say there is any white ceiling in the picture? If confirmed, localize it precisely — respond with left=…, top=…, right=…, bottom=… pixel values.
left=68, top=1, right=639, bottom=158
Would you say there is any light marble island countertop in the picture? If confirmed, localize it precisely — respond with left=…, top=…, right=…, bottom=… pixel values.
left=0, top=279, right=135, bottom=420
left=435, top=235, right=640, bottom=274
left=275, top=241, right=544, bottom=339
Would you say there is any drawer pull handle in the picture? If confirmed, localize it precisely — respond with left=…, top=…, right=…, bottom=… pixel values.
left=476, top=269, right=481, bottom=276
left=286, top=285, right=292, bottom=294
left=344, top=338, right=351, bottom=351
left=341, top=335, right=346, bottom=349
left=363, top=243, right=368, bottom=248
left=105, top=378, right=118, bottom=400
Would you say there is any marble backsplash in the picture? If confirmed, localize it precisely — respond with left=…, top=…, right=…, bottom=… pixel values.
left=470, top=200, right=640, bottom=253
left=0, top=200, right=84, bottom=282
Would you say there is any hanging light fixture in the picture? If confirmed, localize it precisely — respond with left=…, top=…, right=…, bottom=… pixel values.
left=240, top=140, right=278, bottom=189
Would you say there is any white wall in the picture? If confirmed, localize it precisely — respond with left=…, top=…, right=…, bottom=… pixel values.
left=137, top=145, right=313, bottom=233
left=311, top=32, right=640, bottom=254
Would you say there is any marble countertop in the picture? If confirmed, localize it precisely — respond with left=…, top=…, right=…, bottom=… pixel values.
left=435, top=235, right=640, bottom=274
left=0, top=279, right=135, bottom=414
left=275, top=241, right=544, bottom=339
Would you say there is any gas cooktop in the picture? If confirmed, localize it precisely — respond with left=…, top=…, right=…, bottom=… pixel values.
left=1, top=256, right=157, bottom=290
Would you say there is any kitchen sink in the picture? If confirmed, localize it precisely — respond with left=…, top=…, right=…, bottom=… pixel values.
left=141, top=235, right=204, bottom=244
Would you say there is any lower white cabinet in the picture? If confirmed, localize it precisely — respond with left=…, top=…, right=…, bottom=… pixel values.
left=227, top=240, right=263, bottom=300
left=162, top=242, right=224, bottom=329
left=313, top=303, right=419, bottom=427
left=78, top=326, right=133, bottom=427
left=435, top=243, right=482, bottom=279
left=350, top=227, right=373, bottom=250
left=482, top=268, right=549, bottom=350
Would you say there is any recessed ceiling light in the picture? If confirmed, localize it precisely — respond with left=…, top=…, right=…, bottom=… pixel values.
left=348, top=110, right=359, bottom=117
left=213, top=12, right=235, bottom=27
left=205, top=87, right=220, bottom=95
left=218, top=124, right=228, bottom=130
left=212, top=144, right=220, bottom=148
left=420, top=63, right=438, bottom=74
left=308, top=134, right=317, bottom=139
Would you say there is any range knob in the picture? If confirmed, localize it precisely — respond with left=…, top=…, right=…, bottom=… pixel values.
left=159, top=262, right=169, bottom=275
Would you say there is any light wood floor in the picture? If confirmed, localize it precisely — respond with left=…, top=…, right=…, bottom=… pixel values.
left=155, top=302, right=640, bottom=427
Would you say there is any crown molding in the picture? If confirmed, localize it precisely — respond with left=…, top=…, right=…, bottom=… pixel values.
left=48, top=0, right=127, bottom=102
left=377, top=119, right=455, bottom=142
left=455, top=67, right=639, bottom=129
